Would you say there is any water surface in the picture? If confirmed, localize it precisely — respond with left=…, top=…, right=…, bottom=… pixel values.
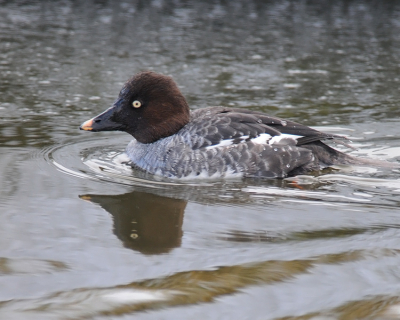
left=1, top=1, right=400, bottom=319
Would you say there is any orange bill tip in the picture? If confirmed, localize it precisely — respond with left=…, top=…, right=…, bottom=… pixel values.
left=80, top=119, right=94, bottom=131
left=79, top=195, right=92, bottom=201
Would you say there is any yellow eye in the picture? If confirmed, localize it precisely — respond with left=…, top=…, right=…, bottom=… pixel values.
left=132, top=100, right=141, bottom=108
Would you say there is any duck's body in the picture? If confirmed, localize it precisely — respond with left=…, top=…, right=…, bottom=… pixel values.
left=125, top=106, right=356, bottom=179
left=80, top=71, right=383, bottom=179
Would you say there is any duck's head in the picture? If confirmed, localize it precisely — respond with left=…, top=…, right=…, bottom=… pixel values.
left=80, top=71, right=190, bottom=143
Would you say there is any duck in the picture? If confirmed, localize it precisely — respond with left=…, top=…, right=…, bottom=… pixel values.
left=79, top=71, right=384, bottom=179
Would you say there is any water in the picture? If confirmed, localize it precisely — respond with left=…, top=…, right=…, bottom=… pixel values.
left=1, top=1, right=400, bottom=319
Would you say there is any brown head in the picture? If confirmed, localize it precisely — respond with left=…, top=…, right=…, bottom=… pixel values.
left=80, top=71, right=190, bottom=143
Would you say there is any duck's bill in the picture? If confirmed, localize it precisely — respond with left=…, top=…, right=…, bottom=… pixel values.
left=80, top=107, right=122, bottom=132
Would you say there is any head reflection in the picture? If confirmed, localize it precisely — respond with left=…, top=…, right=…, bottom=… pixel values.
left=80, top=191, right=186, bottom=254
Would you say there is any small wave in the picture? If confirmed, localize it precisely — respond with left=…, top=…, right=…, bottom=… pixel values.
left=40, top=134, right=400, bottom=208
left=42, top=135, right=212, bottom=190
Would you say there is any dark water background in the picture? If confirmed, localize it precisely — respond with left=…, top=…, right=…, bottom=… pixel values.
left=2, top=1, right=400, bottom=319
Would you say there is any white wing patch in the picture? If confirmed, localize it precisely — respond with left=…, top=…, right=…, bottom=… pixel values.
left=205, top=133, right=304, bottom=149
left=250, top=133, right=272, bottom=144
left=268, top=134, right=304, bottom=145
left=250, top=133, right=304, bottom=145
left=205, top=135, right=250, bottom=150
left=205, top=138, right=234, bottom=149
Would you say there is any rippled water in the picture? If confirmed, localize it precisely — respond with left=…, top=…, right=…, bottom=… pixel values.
left=2, top=1, right=400, bottom=319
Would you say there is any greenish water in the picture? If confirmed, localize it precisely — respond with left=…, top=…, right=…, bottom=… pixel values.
left=2, top=1, right=400, bottom=319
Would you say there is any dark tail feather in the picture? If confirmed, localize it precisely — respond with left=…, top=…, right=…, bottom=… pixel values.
left=293, top=141, right=400, bottom=175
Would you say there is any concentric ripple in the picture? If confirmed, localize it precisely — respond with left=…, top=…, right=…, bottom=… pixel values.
left=43, top=134, right=197, bottom=189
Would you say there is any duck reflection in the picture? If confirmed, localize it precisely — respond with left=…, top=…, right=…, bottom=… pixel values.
left=80, top=191, right=186, bottom=254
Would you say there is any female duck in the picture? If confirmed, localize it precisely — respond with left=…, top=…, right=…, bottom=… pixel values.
left=80, top=71, right=380, bottom=179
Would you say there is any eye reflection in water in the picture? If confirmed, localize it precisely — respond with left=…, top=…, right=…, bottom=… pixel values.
left=79, top=191, right=186, bottom=254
